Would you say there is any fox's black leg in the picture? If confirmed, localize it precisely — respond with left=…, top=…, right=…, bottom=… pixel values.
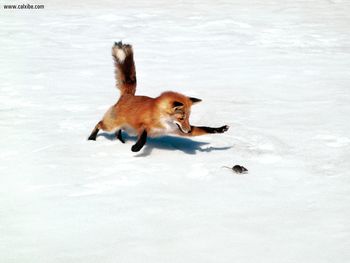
left=88, top=126, right=99, bottom=140
left=116, top=130, right=125, bottom=143
left=88, top=121, right=103, bottom=140
left=180, top=125, right=229, bottom=136
left=193, top=125, right=229, bottom=134
left=88, top=127, right=99, bottom=140
left=131, top=130, right=147, bottom=152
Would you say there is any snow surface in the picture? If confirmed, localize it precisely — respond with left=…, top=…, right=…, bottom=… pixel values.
left=1, top=0, right=350, bottom=262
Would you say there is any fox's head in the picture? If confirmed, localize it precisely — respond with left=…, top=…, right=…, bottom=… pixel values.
left=171, top=97, right=201, bottom=133
left=158, top=92, right=201, bottom=134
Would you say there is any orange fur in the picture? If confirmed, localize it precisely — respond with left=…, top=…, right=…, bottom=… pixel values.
left=99, top=92, right=195, bottom=137
left=88, top=42, right=229, bottom=152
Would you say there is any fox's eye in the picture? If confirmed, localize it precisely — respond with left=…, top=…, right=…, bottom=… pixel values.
left=178, top=114, right=186, bottom=121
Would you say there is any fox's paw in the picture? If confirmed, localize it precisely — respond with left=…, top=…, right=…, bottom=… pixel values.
left=214, top=125, right=229, bottom=133
left=87, top=130, right=98, bottom=141
left=131, top=144, right=142, bottom=152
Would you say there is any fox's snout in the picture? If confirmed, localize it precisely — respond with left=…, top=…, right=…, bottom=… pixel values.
left=175, top=121, right=191, bottom=134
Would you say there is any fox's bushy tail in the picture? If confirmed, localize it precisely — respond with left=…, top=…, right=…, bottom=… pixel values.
left=112, top=41, right=137, bottom=96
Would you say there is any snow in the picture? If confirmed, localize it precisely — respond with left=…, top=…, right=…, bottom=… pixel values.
left=1, top=0, right=350, bottom=262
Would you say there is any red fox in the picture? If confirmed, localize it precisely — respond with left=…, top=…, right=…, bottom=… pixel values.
left=88, top=41, right=229, bottom=152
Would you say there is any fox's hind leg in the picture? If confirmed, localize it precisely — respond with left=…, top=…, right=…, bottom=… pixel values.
left=115, top=130, right=125, bottom=143
left=131, top=130, right=147, bottom=152
left=89, top=105, right=124, bottom=141
left=88, top=121, right=102, bottom=141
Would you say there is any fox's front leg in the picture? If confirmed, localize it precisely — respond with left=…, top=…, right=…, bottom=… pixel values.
left=131, top=129, right=147, bottom=152
left=186, top=125, right=229, bottom=136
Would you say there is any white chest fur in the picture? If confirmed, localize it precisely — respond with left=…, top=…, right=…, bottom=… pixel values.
left=150, top=117, right=178, bottom=136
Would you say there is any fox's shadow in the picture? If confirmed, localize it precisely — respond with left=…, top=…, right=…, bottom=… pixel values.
left=98, top=132, right=232, bottom=157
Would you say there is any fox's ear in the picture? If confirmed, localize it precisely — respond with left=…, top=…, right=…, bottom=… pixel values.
left=172, top=101, right=184, bottom=111
left=189, top=97, right=202, bottom=104
left=173, top=101, right=184, bottom=108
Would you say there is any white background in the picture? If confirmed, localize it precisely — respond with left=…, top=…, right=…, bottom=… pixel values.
left=1, top=0, right=349, bottom=262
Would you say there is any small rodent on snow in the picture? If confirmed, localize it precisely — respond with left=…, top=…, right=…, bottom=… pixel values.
left=223, top=165, right=248, bottom=174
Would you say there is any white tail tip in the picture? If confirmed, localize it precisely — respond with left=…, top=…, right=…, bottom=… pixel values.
left=115, top=48, right=126, bottom=63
